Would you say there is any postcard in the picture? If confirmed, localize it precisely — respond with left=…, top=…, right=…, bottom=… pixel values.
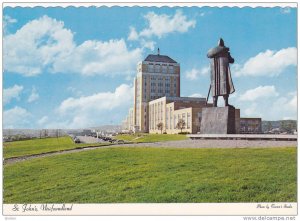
left=2, top=2, right=297, bottom=219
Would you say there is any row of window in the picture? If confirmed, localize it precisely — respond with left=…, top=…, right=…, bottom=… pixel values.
left=149, top=107, right=192, bottom=130
left=150, top=76, right=171, bottom=81
left=147, top=65, right=175, bottom=74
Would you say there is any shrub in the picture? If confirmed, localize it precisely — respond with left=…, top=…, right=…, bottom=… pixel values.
left=178, top=132, right=190, bottom=135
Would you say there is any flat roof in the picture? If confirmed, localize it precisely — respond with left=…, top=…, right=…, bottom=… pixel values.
left=240, top=117, right=262, bottom=120
left=149, top=96, right=206, bottom=104
left=144, top=54, right=178, bottom=64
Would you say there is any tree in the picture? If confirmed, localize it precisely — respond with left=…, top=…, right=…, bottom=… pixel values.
left=55, top=129, right=59, bottom=138
left=280, top=121, right=285, bottom=132
left=157, top=122, right=163, bottom=134
left=281, top=120, right=294, bottom=134
left=267, top=122, right=273, bottom=132
left=176, top=119, right=186, bottom=133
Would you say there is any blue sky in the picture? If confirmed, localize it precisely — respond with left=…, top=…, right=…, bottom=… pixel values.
left=3, top=6, right=297, bottom=129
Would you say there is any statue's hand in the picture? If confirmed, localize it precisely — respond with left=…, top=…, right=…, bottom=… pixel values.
left=228, top=53, right=234, bottom=63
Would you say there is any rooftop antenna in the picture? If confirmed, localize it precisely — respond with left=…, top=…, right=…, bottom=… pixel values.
left=157, top=47, right=160, bottom=55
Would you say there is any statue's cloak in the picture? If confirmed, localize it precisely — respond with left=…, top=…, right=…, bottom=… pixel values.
left=207, top=46, right=235, bottom=96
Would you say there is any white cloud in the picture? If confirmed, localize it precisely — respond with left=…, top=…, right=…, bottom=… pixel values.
left=4, top=15, right=74, bottom=76
left=52, top=39, right=142, bottom=76
left=244, top=103, right=260, bottom=117
left=38, top=116, right=49, bottom=125
left=140, top=39, right=156, bottom=51
left=280, top=7, right=291, bottom=14
left=55, top=84, right=134, bottom=128
left=3, top=15, right=17, bottom=24
left=189, top=93, right=204, bottom=98
left=186, top=66, right=210, bottom=80
left=28, top=87, right=39, bottom=103
left=128, top=10, right=196, bottom=41
left=239, top=85, right=278, bottom=102
left=235, top=47, right=297, bottom=77
left=3, top=106, right=31, bottom=128
left=229, top=92, right=238, bottom=99
left=140, top=10, right=196, bottom=38
left=273, top=92, right=297, bottom=112
left=128, top=26, right=139, bottom=41
left=287, top=93, right=297, bottom=109
left=270, top=92, right=297, bottom=120
left=236, top=89, right=297, bottom=121
left=3, top=15, right=17, bottom=34
left=3, top=84, right=24, bottom=105
left=67, top=86, right=83, bottom=97
left=4, top=15, right=143, bottom=77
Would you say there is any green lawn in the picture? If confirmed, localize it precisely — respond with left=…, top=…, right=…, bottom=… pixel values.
left=3, top=136, right=108, bottom=159
left=115, top=133, right=187, bottom=143
left=4, top=146, right=296, bottom=203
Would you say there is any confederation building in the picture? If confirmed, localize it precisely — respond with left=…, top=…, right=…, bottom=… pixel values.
left=123, top=50, right=262, bottom=134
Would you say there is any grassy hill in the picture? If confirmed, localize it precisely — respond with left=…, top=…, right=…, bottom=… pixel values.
left=3, top=136, right=107, bottom=159
left=4, top=146, right=296, bottom=203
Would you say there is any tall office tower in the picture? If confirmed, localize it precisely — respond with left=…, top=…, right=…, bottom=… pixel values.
left=134, top=49, right=180, bottom=132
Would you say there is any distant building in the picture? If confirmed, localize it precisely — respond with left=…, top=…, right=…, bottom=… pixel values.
left=81, top=129, right=92, bottom=136
left=240, top=118, right=262, bottom=134
left=122, top=117, right=129, bottom=131
left=133, top=49, right=181, bottom=132
left=127, top=108, right=134, bottom=132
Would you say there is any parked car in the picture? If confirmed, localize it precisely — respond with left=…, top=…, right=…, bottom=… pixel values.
left=103, top=137, right=112, bottom=141
left=109, top=139, right=116, bottom=143
left=74, top=137, right=80, bottom=143
left=116, top=140, right=125, bottom=144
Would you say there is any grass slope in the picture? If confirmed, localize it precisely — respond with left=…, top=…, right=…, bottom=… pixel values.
left=3, top=136, right=107, bottom=159
left=115, top=133, right=187, bottom=143
left=4, top=147, right=296, bottom=203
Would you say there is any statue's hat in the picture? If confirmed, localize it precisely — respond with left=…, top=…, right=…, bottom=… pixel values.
left=218, top=38, right=225, bottom=47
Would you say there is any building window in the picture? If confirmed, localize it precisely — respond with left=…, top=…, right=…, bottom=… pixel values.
left=182, top=113, right=186, bottom=125
left=155, top=64, right=160, bottom=73
left=174, top=115, right=177, bottom=129
left=169, top=66, right=174, bottom=74
left=187, top=113, right=191, bottom=129
left=162, top=66, right=167, bottom=73
left=148, top=65, right=154, bottom=72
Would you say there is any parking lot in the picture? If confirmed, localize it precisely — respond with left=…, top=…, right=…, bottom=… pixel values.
left=76, top=136, right=106, bottom=144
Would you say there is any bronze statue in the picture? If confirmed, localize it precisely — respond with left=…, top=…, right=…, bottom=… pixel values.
left=207, top=38, right=235, bottom=107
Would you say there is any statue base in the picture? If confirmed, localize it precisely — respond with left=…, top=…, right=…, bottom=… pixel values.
left=200, top=106, right=236, bottom=134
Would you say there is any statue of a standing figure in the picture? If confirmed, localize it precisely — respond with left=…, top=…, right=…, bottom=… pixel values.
left=207, top=38, right=235, bottom=107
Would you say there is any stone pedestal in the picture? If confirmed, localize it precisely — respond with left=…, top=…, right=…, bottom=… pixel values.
left=200, top=106, right=236, bottom=134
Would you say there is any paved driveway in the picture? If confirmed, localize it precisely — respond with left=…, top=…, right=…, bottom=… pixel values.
left=76, top=136, right=105, bottom=144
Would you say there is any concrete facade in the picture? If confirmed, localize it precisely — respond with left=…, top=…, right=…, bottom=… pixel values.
left=240, top=118, right=262, bottom=134
left=121, top=108, right=134, bottom=132
left=133, top=53, right=180, bottom=132
left=200, top=106, right=237, bottom=134
left=149, top=96, right=209, bottom=134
